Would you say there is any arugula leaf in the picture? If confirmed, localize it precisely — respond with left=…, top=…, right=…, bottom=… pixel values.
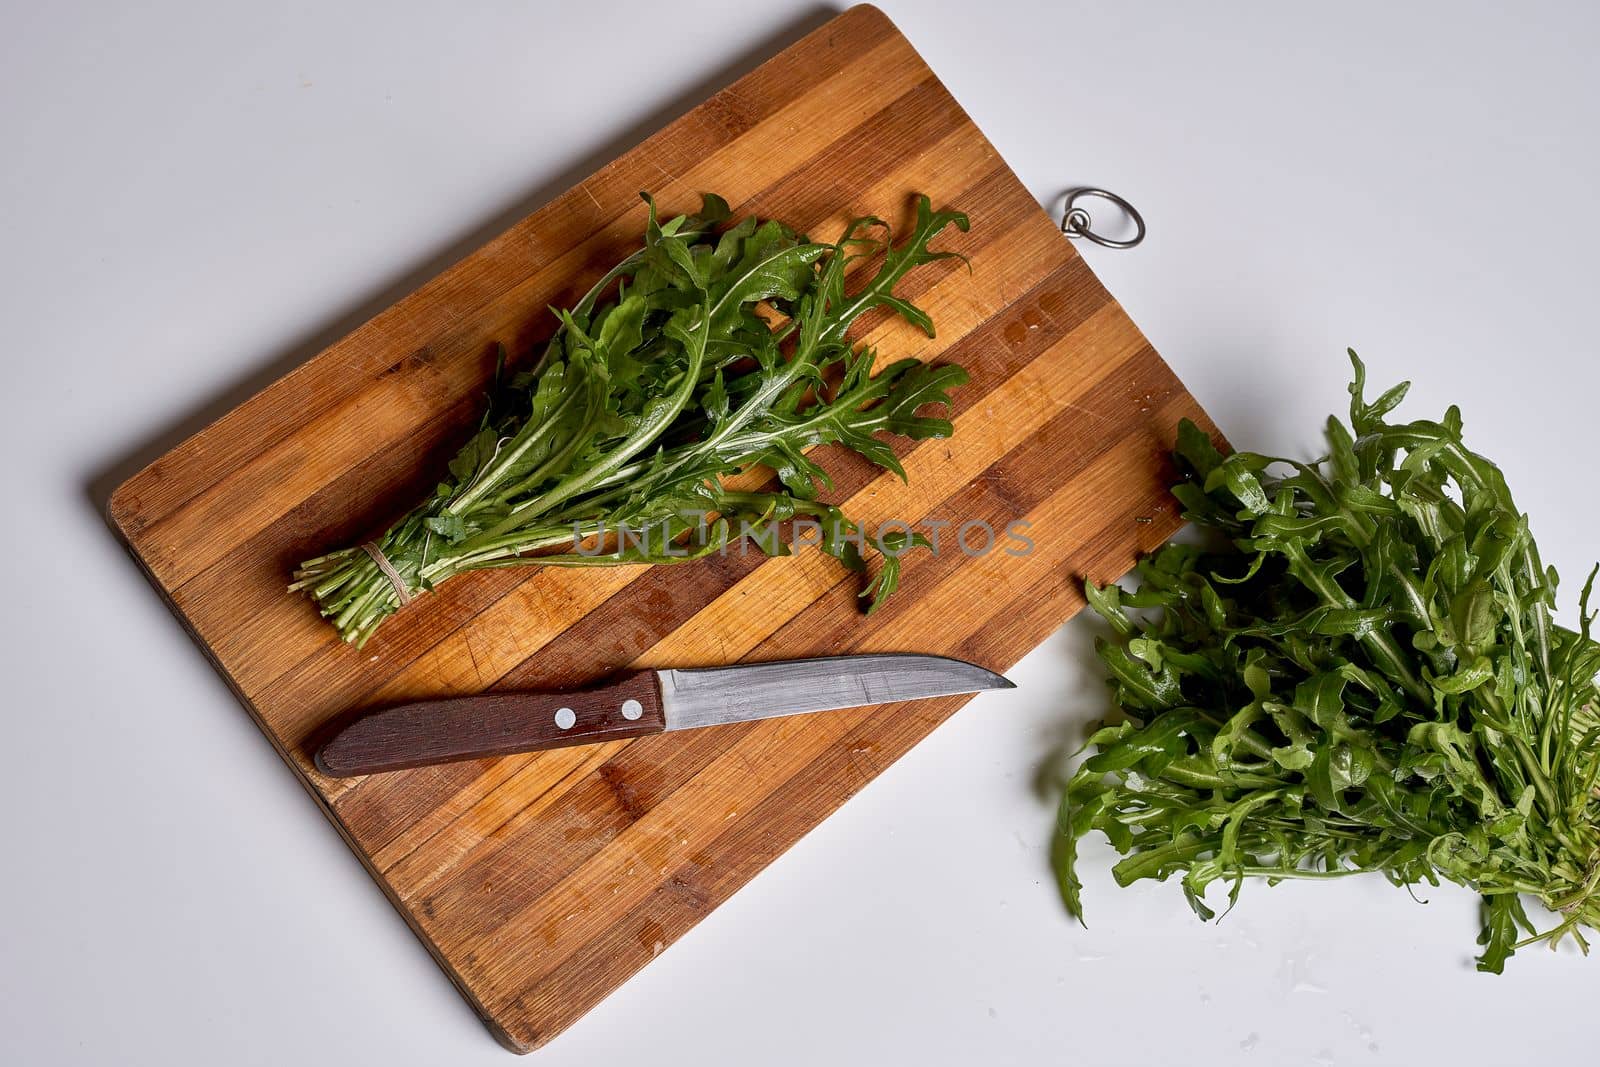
left=292, top=194, right=969, bottom=647
left=1055, top=352, right=1600, bottom=971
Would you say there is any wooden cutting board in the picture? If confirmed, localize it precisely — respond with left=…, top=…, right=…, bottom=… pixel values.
left=109, top=4, right=1216, bottom=1052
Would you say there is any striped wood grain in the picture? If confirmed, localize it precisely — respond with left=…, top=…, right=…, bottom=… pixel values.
left=109, top=4, right=1218, bottom=1053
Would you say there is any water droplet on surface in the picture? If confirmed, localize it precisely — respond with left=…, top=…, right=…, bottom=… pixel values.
left=638, top=919, right=666, bottom=956
left=1281, top=950, right=1327, bottom=994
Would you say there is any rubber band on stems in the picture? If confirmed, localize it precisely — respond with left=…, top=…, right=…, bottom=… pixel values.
left=360, top=542, right=414, bottom=606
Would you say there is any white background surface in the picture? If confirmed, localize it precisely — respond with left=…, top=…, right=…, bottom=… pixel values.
left=3, top=1, right=1597, bottom=1063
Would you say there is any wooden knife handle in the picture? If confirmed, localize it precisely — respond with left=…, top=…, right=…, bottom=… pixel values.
left=315, top=670, right=665, bottom=777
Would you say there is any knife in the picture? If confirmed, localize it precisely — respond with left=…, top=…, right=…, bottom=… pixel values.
left=315, top=653, right=1013, bottom=777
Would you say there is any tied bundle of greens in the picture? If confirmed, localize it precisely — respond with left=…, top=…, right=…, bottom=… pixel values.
left=1056, top=354, right=1600, bottom=972
left=293, top=193, right=970, bottom=646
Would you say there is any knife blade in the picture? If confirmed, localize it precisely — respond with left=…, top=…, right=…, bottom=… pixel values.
left=315, top=653, right=1012, bottom=777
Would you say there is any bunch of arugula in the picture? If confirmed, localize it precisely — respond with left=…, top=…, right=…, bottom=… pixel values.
left=293, top=194, right=970, bottom=647
left=1057, top=354, right=1600, bottom=971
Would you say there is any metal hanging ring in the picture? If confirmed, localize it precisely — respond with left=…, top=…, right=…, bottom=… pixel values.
left=1060, top=187, right=1145, bottom=249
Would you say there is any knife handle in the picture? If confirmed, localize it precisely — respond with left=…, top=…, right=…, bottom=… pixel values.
left=315, top=670, right=665, bottom=777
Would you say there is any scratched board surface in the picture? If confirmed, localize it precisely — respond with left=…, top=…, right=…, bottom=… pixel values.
left=109, top=5, right=1217, bottom=1053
